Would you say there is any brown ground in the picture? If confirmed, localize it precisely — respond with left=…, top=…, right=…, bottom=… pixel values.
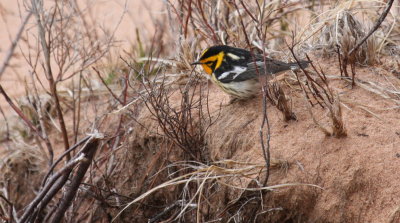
left=122, top=55, right=400, bottom=222
left=209, top=59, right=400, bottom=222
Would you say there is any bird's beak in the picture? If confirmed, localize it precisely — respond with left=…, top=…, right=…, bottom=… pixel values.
left=191, top=61, right=202, bottom=65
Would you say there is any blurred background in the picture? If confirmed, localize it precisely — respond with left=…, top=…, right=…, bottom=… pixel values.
left=0, top=0, right=164, bottom=110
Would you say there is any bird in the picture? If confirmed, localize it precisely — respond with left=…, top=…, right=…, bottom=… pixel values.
left=192, top=45, right=310, bottom=100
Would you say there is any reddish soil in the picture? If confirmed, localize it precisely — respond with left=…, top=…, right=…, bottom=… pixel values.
left=201, top=56, right=400, bottom=222
left=129, top=56, right=400, bottom=222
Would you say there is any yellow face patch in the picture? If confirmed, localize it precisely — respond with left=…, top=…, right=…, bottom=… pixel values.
left=201, top=63, right=213, bottom=75
left=199, top=51, right=225, bottom=75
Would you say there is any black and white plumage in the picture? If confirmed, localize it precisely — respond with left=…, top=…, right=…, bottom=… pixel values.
left=193, top=45, right=310, bottom=99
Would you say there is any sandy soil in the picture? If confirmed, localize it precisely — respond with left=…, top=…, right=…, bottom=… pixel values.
left=126, top=55, right=400, bottom=222
left=202, top=57, right=400, bottom=222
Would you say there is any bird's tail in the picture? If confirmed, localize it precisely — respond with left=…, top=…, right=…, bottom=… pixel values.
left=288, top=60, right=311, bottom=70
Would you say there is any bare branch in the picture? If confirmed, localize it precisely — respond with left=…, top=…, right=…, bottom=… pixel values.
left=50, top=138, right=100, bottom=223
left=0, top=12, right=32, bottom=80
left=31, top=0, right=71, bottom=158
left=0, top=84, right=41, bottom=137
left=348, top=0, right=395, bottom=56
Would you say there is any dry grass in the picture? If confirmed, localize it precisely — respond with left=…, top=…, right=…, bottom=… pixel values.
left=0, top=144, right=46, bottom=212
left=113, top=159, right=321, bottom=222
left=266, top=82, right=297, bottom=121
left=318, top=10, right=378, bottom=64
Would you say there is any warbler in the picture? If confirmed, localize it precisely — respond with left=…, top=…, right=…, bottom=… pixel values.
left=192, top=45, right=310, bottom=99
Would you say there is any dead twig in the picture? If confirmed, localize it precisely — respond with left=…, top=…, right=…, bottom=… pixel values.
left=288, top=38, right=347, bottom=138
left=0, top=193, right=15, bottom=223
left=348, top=0, right=395, bottom=56
left=41, top=135, right=92, bottom=187
left=93, top=67, right=124, bottom=105
left=19, top=132, right=103, bottom=223
left=0, top=12, right=32, bottom=80
left=31, top=0, right=71, bottom=159
left=345, top=0, right=395, bottom=86
left=0, top=85, right=41, bottom=136
left=50, top=138, right=100, bottom=223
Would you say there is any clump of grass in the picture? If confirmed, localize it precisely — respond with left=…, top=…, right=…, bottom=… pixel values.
left=266, top=82, right=297, bottom=121
left=328, top=95, right=347, bottom=137
left=113, top=159, right=321, bottom=222
left=288, top=41, right=347, bottom=137
left=0, top=145, right=46, bottom=210
left=318, top=10, right=378, bottom=65
left=18, top=94, right=56, bottom=138
left=305, top=1, right=395, bottom=86
left=136, top=68, right=215, bottom=162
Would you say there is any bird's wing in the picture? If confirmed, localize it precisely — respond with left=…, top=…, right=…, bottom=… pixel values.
left=217, top=59, right=289, bottom=83
left=247, top=58, right=294, bottom=75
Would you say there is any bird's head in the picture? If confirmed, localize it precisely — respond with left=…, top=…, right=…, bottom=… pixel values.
left=191, top=45, right=232, bottom=75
